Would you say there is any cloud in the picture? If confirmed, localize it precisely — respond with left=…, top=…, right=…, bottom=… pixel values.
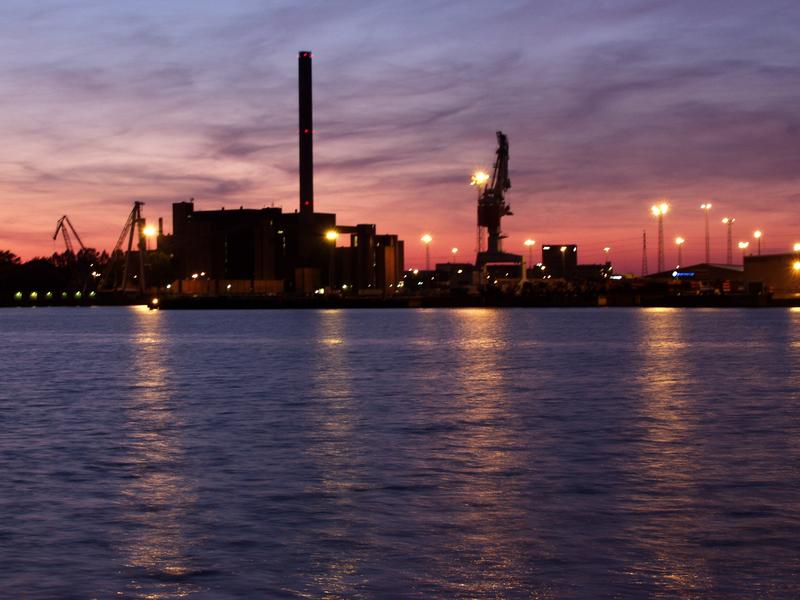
left=1, top=0, right=799, bottom=268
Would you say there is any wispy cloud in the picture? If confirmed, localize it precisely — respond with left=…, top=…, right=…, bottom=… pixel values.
left=0, top=0, right=798, bottom=270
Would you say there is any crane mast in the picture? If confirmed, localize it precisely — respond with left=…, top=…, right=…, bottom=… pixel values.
left=98, top=201, right=147, bottom=294
left=476, top=131, right=512, bottom=262
left=53, top=215, right=86, bottom=255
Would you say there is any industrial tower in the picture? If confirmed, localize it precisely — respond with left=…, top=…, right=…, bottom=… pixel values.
left=476, top=131, right=519, bottom=267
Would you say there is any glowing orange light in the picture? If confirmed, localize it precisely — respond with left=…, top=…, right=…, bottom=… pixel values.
left=470, top=171, right=490, bottom=187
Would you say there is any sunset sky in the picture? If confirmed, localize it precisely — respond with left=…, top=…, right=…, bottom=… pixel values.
left=1, top=0, right=798, bottom=272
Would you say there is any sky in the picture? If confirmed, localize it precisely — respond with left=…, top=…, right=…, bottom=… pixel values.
left=1, top=0, right=798, bottom=272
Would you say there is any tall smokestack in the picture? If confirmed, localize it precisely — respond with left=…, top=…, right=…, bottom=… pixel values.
left=299, top=51, right=313, bottom=214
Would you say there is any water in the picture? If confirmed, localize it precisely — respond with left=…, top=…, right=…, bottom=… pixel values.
left=1, top=307, right=798, bottom=598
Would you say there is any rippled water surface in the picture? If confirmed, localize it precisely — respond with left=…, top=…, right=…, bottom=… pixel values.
left=1, top=307, right=799, bottom=598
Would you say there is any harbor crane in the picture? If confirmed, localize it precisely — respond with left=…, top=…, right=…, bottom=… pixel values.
left=52, top=215, right=86, bottom=255
left=98, top=201, right=147, bottom=294
left=476, top=131, right=515, bottom=267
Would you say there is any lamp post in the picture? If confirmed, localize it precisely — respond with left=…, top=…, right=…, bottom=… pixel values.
left=325, top=230, right=338, bottom=289
left=451, top=247, right=458, bottom=263
left=722, top=217, right=735, bottom=264
left=560, top=245, right=567, bottom=278
left=421, top=234, right=433, bottom=271
left=651, top=202, right=669, bottom=273
left=524, top=239, right=536, bottom=266
left=470, top=171, right=490, bottom=254
left=753, top=230, right=762, bottom=255
left=700, top=203, right=712, bottom=263
left=675, top=237, right=685, bottom=267
left=142, top=224, right=156, bottom=251
left=738, top=241, right=749, bottom=264
left=602, top=246, right=611, bottom=265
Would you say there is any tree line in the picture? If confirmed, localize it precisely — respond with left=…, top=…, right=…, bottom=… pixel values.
left=0, top=248, right=176, bottom=303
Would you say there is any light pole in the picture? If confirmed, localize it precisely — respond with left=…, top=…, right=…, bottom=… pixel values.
left=753, top=230, right=762, bottom=255
left=722, top=217, right=735, bottom=264
left=560, top=245, right=567, bottom=278
left=700, top=203, right=712, bottom=263
left=421, top=234, right=432, bottom=271
left=602, top=246, right=611, bottom=265
left=651, top=202, right=669, bottom=273
left=325, top=230, right=339, bottom=289
left=524, top=239, right=536, bottom=266
left=675, top=237, right=685, bottom=267
left=142, top=224, right=156, bottom=251
left=738, top=241, right=749, bottom=263
left=470, top=171, right=490, bottom=254
left=451, top=247, right=458, bottom=263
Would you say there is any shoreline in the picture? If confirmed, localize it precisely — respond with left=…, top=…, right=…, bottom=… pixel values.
left=3, top=293, right=796, bottom=310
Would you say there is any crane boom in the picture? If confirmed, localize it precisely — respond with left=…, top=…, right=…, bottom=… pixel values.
left=477, top=131, right=512, bottom=255
left=98, top=201, right=146, bottom=293
left=53, top=215, right=87, bottom=254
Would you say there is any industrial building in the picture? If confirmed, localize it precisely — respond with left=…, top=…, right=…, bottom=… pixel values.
left=744, top=253, right=800, bottom=297
left=645, top=263, right=746, bottom=294
left=167, top=51, right=403, bottom=295
left=541, top=244, right=578, bottom=279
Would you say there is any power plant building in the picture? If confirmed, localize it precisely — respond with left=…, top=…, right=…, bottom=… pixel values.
left=168, top=51, right=403, bottom=295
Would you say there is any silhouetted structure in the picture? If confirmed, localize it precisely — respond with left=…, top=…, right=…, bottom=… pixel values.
left=169, top=51, right=403, bottom=296
left=542, top=244, right=577, bottom=279
left=98, top=201, right=146, bottom=293
left=476, top=132, right=520, bottom=268
left=645, top=263, right=746, bottom=294
left=299, top=51, right=314, bottom=215
left=744, top=253, right=800, bottom=297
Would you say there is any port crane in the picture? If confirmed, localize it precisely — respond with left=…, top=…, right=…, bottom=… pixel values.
left=52, top=215, right=86, bottom=255
left=98, top=201, right=146, bottom=294
left=477, top=131, right=512, bottom=258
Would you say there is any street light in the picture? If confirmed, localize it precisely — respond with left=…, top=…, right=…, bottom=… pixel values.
left=325, top=230, right=338, bottom=289
left=142, top=224, right=156, bottom=251
left=738, top=241, right=749, bottom=263
left=524, top=239, right=536, bottom=265
left=700, top=203, right=712, bottom=263
left=675, top=237, right=685, bottom=267
left=421, top=233, right=433, bottom=271
left=451, top=247, right=458, bottom=262
left=602, top=246, right=611, bottom=264
left=471, top=171, right=490, bottom=253
left=560, top=245, right=567, bottom=278
left=753, top=230, right=763, bottom=255
left=651, top=202, right=669, bottom=273
left=722, top=217, right=735, bottom=264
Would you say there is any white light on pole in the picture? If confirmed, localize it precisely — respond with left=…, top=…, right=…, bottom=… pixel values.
left=651, top=202, right=669, bottom=273
left=524, top=239, right=535, bottom=265
left=700, top=203, right=712, bottom=263
left=421, top=234, right=433, bottom=271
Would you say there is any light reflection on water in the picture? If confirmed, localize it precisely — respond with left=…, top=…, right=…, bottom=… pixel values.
left=305, top=310, right=362, bottom=599
left=631, top=309, right=711, bottom=594
left=0, top=307, right=798, bottom=598
left=118, top=308, right=201, bottom=599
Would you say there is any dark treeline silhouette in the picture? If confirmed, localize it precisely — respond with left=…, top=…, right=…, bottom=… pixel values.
left=1, top=248, right=176, bottom=304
